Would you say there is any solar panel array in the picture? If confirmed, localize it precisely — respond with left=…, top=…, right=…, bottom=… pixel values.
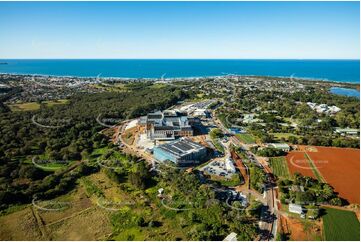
left=158, top=138, right=205, bottom=158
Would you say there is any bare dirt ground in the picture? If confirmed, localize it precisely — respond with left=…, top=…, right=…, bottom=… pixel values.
left=286, top=146, right=360, bottom=204
left=304, top=146, right=360, bottom=204
left=279, top=215, right=323, bottom=241
left=286, top=151, right=316, bottom=178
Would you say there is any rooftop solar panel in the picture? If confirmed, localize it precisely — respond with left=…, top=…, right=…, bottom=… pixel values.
left=174, top=141, right=193, bottom=151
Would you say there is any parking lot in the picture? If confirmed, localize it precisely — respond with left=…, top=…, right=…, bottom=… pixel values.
left=200, top=160, right=234, bottom=179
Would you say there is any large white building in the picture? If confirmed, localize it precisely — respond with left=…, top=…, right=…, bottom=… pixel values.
left=140, top=110, right=194, bottom=141
left=267, top=143, right=290, bottom=152
left=153, top=138, right=207, bottom=165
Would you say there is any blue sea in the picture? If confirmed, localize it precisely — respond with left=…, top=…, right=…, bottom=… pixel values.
left=0, top=59, right=359, bottom=83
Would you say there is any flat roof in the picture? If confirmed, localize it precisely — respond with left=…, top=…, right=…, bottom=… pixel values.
left=155, top=138, right=205, bottom=158
left=335, top=128, right=359, bottom=132
left=268, top=143, right=290, bottom=149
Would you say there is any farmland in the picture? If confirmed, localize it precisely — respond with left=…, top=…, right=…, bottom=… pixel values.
left=286, top=151, right=316, bottom=179
left=304, top=146, right=360, bottom=204
left=304, top=153, right=325, bottom=182
left=269, top=157, right=290, bottom=179
left=322, top=207, right=360, bottom=241
left=286, top=146, right=360, bottom=204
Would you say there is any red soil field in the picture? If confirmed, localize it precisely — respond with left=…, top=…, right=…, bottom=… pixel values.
left=306, top=146, right=360, bottom=204
left=286, top=151, right=316, bottom=178
left=279, top=215, right=323, bottom=241
left=231, top=151, right=249, bottom=183
left=287, top=146, right=360, bottom=204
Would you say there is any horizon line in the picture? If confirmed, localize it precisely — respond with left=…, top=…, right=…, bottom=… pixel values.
left=0, top=58, right=360, bottom=61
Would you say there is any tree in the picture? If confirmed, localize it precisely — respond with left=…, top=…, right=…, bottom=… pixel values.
left=306, top=205, right=319, bottom=219
left=329, top=197, right=342, bottom=206
left=247, top=201, right=263, bottom=218
left=210, top=128, right=224, bottom=139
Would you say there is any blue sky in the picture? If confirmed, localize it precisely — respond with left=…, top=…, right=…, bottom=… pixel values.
left=0, top=1, right=359, bottom=59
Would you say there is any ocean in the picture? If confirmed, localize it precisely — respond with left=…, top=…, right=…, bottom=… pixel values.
left=0, top=59, right=359, bottom=83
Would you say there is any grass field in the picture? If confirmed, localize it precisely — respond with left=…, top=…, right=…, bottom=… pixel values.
left=322, top=207, right=360, bottom=241
left=44, top=99, right=69, bottom=107
left=29, top=153, right=72, bottom=171
left=211, top=137, right=225, bottom=153
left=9, top=99, right=69, bottom=111
left=271, top=132, right=301, bottom=140
left=269, top=157, right=290, bottom=178
left=235, top=133, right=256, bottom=144
left=9, top=102, right=41, bottom=111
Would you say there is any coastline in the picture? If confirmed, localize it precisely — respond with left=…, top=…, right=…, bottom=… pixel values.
left=0, top=72, right=359, bottom=86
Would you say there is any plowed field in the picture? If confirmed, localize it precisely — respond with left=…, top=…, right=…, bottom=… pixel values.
left=286, top=146, right=360, bottom=204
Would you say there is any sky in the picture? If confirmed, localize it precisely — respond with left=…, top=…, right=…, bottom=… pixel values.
left=0, top=1, right=359, bottom=59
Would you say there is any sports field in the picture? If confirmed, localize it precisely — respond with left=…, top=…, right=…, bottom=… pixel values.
left=322, top=207, right=360, bottom=241
left=269, top=157, right=290, bottom=179
left=235, top=133, right=256, bottom=144
left=286, top=146, right=360, bottom=204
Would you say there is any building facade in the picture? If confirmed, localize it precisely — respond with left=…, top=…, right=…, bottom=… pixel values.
left=140, top=110, right=194, bottom=140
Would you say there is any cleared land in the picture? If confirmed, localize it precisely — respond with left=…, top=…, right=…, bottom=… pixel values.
left=235, top=133, right=256, bottom=144
left=278, top=215, right=322, bottom=241
left=286, top=146, right=360, bottom=204
left=9, top=99, right=69, bottom=111
left=322, top=207, right=360, bottom=241
left=0, top=185, right=111, bottom=241
left=286, top=151, right=316, bottom=178
left=269, top=157, right=290, bottom=179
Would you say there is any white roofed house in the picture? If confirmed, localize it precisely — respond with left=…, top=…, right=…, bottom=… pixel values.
left=289, top=203, right=305, bottom=218
left=267, top=143, right=290, bottom=152
left=335, top=127, right=360, bottom=136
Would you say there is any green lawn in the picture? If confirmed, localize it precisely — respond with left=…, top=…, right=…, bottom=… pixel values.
left=31, top=153, right=71, bottom=171
left=218, top=174, right=243, bottom=187
left=235, top=133, right=256, bottom=144
left=211, top=138, right=225, bottom=153
left=269, top=157, right=290, bottom=179
left=323, top=207, right=360, bottom=241
left=217, top=114, right=231, bottom=129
